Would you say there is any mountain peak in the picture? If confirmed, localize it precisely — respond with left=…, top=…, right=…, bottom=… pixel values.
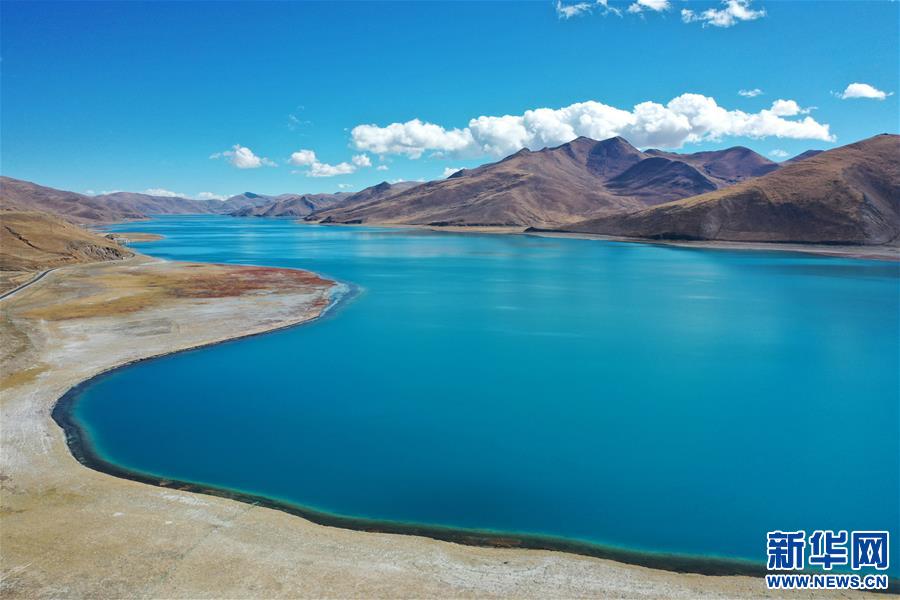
left=585, top=136, right=645, bottom=178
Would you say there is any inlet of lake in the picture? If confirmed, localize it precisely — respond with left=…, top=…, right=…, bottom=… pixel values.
left=70, top=215, right=898, bottom=573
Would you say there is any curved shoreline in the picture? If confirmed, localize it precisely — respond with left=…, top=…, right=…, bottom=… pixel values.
left=49, top=278, right=764, bottom=579
left=55, top=390, right=767, bottom=577
left=6, top=255, right=897, bottom=596
left=43, top=257, right=897, bottom=589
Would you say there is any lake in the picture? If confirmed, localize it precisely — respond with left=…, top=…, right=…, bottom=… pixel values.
left=69, top=215, right=899, bottom=572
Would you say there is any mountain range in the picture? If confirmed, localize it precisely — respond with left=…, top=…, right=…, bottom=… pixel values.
left=561, top=134, right=899, bottom=245
left=2, top=134, right=897, bottom=247
left=308, top=137, right=782, bottom=228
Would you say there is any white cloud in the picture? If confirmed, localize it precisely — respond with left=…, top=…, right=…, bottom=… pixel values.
left=144, top=188, right=185, bottom=197
left=556, top=0, right=593, bottom=18
left=739, top=88, right=763, bottom=98
left=197, top=192, right=226, bottom=201
left=839, top=82, right=892, bottom=100
left=768, top=149, right=789, bottom=158
left=376, top=165, right=389, bottom=171
left=352, top=93, right=835, bottom=158
left=556, top=0, right=620, bottom=18
left=442, top=167, right=463, bottom=178
left=769, top=99, right=809, bottom=117
left=627, top=0, right=670, bottom=13
left=682, top=0, right=765, bottom=27
left=350, top=119, right=474, bottom=159
left=210, top=144, right=276, bottom=169
left=338, top=183, right=353, bottom=189
left=289, top=148, right=364, bottom=177
left=351, top=153, right=372, bottom=167
left=289, top=149, right=318, bottom=166
left=308, top=161, right=356, bottom=177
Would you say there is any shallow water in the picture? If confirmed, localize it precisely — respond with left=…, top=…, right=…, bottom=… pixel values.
left=73, top=216, right=899, bottom=570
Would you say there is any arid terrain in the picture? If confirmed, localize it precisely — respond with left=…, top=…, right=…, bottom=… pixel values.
left=0, top=210, right=133, bottom=294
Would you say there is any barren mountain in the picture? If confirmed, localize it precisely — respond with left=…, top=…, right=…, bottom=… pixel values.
left=643, top=146, right=778, bottom=185
left=0, top=210, right=132, bottom=292
left=784, top=149, right=824, bottom=164
left=219, top=192, right=283, bottom=213
left=0, top=177, right=146, bottom=224
left=0, top=177, right=235, bottom=223
left=561, top=134, right=900, bottom=245
left=94, top=192, right=221, bottom=215
left=231, top=193, right=350, bottom=217
left=335, top=181, right=422, bottom=208
left=309, top=137, right=778, bottom=228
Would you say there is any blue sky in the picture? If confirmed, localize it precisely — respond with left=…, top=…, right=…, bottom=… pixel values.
left=1, top=1, right=897, bottom=199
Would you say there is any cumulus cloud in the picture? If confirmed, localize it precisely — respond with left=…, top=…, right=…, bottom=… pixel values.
left=144, top=188, right=185, bottom=197
left=197, top=192, right=226, bottom=201
left=556, top=0, right=593, bottom=18
left=376, top=165, right=389, bottom=171
left=210, top=144, right=276, bottom=169
left=442, top=167, right=463, bottom=178
left=769, top=99, right=809, bottom=117
left=308, top=162, right=356, bottom=177
left=351, top=93, right=835, bottom=159
left=289, top=149, right=317, bottom=166
left=768, top=149, right=789, bottom=158
left=739, top=88, right=763, bottom=98
left=839, top=82, right=892, bottom=100
left=555, top=0, right=619, bottom=19
left=351, top=153, right=372, bottom=167
left=289, top=148, right=368, bottom=177
left=682, top=0, right=765, bottom=27
left=350, top=119, right=474, bottom=159
left=627, top=0, right=669, bottom=14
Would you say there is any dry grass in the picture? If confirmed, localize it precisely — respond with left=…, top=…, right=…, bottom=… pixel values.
left=0, top=210, right=132, bottom=293
left=20, top=263, right=331, bottom=321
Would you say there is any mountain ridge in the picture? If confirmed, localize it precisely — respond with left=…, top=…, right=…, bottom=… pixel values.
left=560, top=134, right=899, bottom=246
left=308, top=136, right=780, bottom=228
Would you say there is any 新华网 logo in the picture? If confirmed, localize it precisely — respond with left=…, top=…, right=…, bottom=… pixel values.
left=765, top=530, right=890, bottom=590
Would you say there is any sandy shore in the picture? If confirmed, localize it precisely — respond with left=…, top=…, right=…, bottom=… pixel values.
left=0, top=256, right=884, bottom=598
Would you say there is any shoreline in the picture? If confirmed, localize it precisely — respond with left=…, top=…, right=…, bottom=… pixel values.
left=4, top=254, right=892, bottom=597
left=43, top=250, right=897, bottom=588
left=298, top=218, right=900, bottom=262
left=54, top=366, right=766, bottom=578
left=39, top=257, right=768, bottom=578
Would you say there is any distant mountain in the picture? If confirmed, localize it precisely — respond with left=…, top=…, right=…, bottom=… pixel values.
left=227, top=181, right=424, bottom=219
left=231, top=193, right=350, bottom=217
left=94, top=191, right=220, bottom=215
left=0, top=177, right=146, bottom=224
left=560, top=134, right=900, bottom=246
left=0, top=210, right=132, bottom=290
left=308, top=137, right=779, bottom=228
left=308, top=181, right=422, bottom=222
left=0, top=177, right=234, bottom=223
left=219, top=192, right=279, bottom=213
left=603, top=157, right=717, bottom=204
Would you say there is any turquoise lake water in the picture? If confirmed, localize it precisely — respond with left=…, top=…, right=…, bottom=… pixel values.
left=74, top=215, right=899, bottom=570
